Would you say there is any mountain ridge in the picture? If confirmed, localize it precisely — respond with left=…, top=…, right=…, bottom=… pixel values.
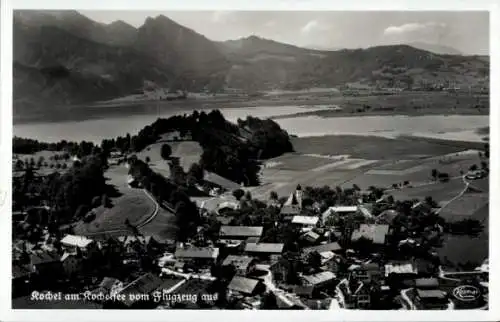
left=13, top=10, right=489, bottom=118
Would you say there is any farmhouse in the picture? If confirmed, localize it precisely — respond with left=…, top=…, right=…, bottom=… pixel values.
left=322, top=206, right=359, bottom=224
left=336, top=278, right=372, bottom=309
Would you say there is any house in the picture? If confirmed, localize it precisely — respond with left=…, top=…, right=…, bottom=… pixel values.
left=351, top=224, right=390, bottom=245
left=117, top=235, right=160, bottom=254
left=270, top=258, right=294, bottom=284
left=244, top=243, right=284, bottom=258
left=321, top=206, right=359, bottom=224
left=222, top=255, right=257, bottom=276
left=400, top=278, right=452, bottom=310
left=227, top=276, right=265, bottom=297
left=29, top=251, right=62, bottom=277
left=385, top=261, right=418, bottom=278
left=336, top=278, right=372, bottom=309
left=292, top=216, right=319, bottom=227
left=61, top=252, right=83, bottom=277
left=280, top=205, right=301, bottom=217
left=60, top=234, right=95, bottom=253
left=376, top=209, right=399, bottom=225
left=174, top=246, right=219, bottom=267
left=301, top=230, right=321, bottom=244
left=349, top=263, right=383, bottom=283
left=219, top=226, right=263, bottom=240
left=301, top=271, right=336, bottom=289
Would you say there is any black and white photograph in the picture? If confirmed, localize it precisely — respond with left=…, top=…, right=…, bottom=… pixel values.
left=1, top=2, right=496, bottom=318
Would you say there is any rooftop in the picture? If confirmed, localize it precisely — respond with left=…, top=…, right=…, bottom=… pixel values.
left=61, top=234, right=94, bottom=248
left=228, top=276, right=260, bottom=295
left=292, top=216, right=319, bottom=226
left=384, top=262, right=418, bottom=276
left=245, top=243, right=284, bottom=254
left=30, top=251, right=61, bottom=265
left=351, top=224, right=390, bottom=245
left=219, top=226, right=263, bottom=238
left=222, top=255, right=255, bottom=270
left=415, top=278, right=439, bottom=289
left=175, top=247, right=219, bottom=259
left=416, top=289, right=446, bottom=299
left=280, top=205, right=301, bottom=215
left=301, top=271, right=336, bottom=285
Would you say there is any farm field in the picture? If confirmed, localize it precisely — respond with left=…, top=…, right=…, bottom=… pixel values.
left=438, top=193, right=489, bottom=221
left=290, top=135, right=473, bottom=160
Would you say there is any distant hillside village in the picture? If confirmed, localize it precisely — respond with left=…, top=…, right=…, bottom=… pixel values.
left=11, top=111, right=489, bottom=310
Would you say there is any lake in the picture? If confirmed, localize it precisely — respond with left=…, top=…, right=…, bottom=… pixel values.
left=14, top=105, right=489, bottom=144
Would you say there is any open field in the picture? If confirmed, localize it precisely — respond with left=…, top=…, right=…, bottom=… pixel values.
left=136, top=140, right=203, bottom=176
left=290, top=135, right=476, bottom=160
left=438, top=193, right=489, bottom=221
left=389, top=178, right=465, bottom=203
left=73, top=164, right=156, bottom=235
left=253, top=135, right=486, bottom=203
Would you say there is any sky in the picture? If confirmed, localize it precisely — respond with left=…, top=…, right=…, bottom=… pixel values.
left=80, top=11, right=489, bottom=54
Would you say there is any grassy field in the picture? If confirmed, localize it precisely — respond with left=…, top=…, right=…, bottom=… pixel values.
left=253, top=134, right=486, bottom=203
left=439, top=193, right=489, bottom=221
left=136, top=140, right=203, bottom=176
left=73, top=164, right=157, bottom=235
left=291, top=135, right=473, bottom=160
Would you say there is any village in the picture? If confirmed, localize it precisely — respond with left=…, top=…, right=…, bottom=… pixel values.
left=12, top=163, right=489, bottom=310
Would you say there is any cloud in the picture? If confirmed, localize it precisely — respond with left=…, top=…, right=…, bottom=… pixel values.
left=383, top=22, right=446, bottom=36
left=301, top=20, right=330, bottom=34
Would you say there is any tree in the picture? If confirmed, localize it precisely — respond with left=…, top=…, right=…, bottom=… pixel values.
left=269, top=191, right=279, bottom=201
left=261, top=292, right=278, bottom=310
left=92, top=196, right=101, bottom=208
left=15, top=159, right=24, bottom=171
left=145, top=156, right=151, bottom=163
left=307, top=251, right=322, bottom=271
left=480, top=161, right=488, bottom=170
left=245, top=191, right=252, bottom=201
left=232, top=189, right=245, bottom=201
left=161, top=144, right=172, bottom=160
left=187, top=163, right=204, bottom=182
left=102, top=194, right=111, bottom=208
left=431, top=169, right=438, bottom=180
left=469, top=164, right=478, bottom=171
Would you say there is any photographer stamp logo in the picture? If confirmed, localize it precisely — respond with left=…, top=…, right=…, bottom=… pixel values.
left=452, top=285, right=481, bottom=301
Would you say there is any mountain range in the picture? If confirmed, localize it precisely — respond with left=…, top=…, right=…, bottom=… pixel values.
left=13, top=10, right=489, bottom=116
